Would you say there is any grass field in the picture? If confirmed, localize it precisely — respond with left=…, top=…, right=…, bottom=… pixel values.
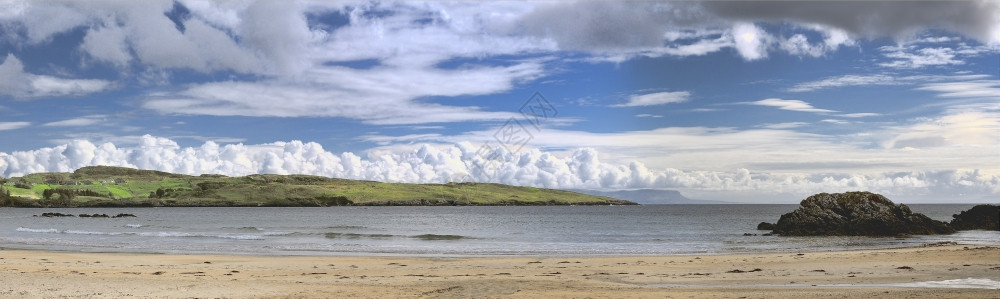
left=0, top=166, right=634, bottom=207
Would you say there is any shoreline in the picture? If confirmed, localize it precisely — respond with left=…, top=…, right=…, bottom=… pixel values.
left=2, top=245, right=997, bottom=298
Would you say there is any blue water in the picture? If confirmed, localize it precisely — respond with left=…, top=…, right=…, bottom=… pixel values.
left=0, top=205, right=996, bottom=256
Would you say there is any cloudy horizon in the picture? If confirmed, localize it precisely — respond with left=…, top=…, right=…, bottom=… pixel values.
left=1, top=1, right=998, bottom=203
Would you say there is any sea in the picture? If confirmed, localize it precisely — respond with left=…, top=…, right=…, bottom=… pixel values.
left=1, top=205, right=997, bottom=256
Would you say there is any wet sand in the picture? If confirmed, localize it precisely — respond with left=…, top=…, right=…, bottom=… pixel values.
left=1, top=245, right=998, bottom=298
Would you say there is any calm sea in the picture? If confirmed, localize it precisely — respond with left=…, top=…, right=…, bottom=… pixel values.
left=1, top=205, right=996, bottom=256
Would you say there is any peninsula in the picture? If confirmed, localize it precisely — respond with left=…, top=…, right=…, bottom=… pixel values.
left=0, top=166, right=635, bottom=207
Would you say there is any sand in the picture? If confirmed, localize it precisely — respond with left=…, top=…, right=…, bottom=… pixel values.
left=1, top=245, right=998, bottom=298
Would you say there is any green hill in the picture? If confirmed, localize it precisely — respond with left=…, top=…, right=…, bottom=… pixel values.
left=0, top=166, right=635, bottom=207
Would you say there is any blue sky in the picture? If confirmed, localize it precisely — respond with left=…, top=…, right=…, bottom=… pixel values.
left=0, top=1, right=998, bottom=203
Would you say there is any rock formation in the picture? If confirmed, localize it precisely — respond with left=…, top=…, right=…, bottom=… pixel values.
left=772, top=192, right=954, bottom=236
left=950, top=204, right=999, bottom=231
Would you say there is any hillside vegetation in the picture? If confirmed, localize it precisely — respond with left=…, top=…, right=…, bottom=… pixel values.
left=0, top=166, right=635, bottom=207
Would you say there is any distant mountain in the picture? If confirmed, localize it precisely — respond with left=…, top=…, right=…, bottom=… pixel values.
left=571, top=189, right=728, bottom=204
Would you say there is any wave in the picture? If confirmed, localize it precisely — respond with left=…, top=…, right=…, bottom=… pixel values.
left=64, top=230, right=127, bottom=236
left=137, top=231, right=265, bottom=240
left=223, top=226, right=265, bottom=231
left=325, top=225, right=366, bottom=230
left=16, top=227, right=59, bottom=233
left=16, top=227, right=266, bottom=240
left=325, top=232, right=396, bottom=239
left=412, top=234, right=468, bottom=240
left=322, top=232, right=470, bottom=241
left=125, top=224, right=144, bottom=228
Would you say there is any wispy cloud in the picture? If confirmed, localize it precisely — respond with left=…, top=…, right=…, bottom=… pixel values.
left=747, top=98, right=836, bottom=113
left=838, top=113, right=881, bottom=118
left=611, top=91, right=690, bottom=107
left=42, top=115, right=107, bottom=127
left=759, top=122, right=809, bottom=129
left=917, top=80, right=1000, bottom=98
left=0, top=122, right=30, bottom=131
left=879, top=46, right=964, bottom=69
left=788, top=74, right=898, bottom=92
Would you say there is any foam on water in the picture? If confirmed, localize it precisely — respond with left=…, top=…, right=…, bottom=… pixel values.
left=16, top=227, right=59, bottom=233
left=650, top=278, right=1000, bottom=289
left=890, top=278, right=1000, bottom=290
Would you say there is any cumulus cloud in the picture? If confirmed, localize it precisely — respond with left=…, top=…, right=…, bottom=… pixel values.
left=16, top=1, right=546, bottom=122
left=611, top=91, right=690, bottom=107
left=701, top=1, right=1000, bottom=44
left=509, top=1, right=999, bottom=62
left=0, top=54, right=112, bottom=98
left=731, top=22, right=770, bottom=60
left=511, top=1, right=705, bottom=52
left=747, top=98, right=836, bottom=113
left=0, top=135, right=996, bottom=203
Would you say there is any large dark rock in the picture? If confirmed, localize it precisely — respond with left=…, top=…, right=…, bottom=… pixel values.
left=773, top=192, right=954, bottom=236
left=950, top=204, right=999, bottom=231
left=756, top=222, right=775, bottom=230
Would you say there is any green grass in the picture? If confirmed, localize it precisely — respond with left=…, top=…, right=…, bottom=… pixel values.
left=1, top=166, right=635, bottom=207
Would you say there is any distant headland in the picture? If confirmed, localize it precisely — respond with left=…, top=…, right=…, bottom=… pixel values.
left=0, top=166, right=636, bottom=207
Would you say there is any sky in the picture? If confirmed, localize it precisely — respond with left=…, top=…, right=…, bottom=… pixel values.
left=0, top=1, right=998, bottom=203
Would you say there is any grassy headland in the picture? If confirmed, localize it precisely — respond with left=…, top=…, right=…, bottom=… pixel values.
left=0, top=166, right=634, bottom=207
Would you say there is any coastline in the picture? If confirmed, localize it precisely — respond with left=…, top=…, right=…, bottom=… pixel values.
left=2, top=245, right=997, bottom=298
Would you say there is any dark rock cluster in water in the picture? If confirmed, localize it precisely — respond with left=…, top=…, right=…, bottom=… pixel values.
left=36, top=212, right=137, bottom=218
left=949, top=204, right=999, bottom=231
left=756, top=222, right=776, bottom=230
left=770, top=191, right=954, bottom=236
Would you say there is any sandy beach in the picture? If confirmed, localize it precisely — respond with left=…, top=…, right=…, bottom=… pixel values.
left=0, top=245, right=997, bottom=298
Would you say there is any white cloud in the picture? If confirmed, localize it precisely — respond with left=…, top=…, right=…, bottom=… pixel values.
left=612, top=91, right=690, bottom=107
left=142, top=60, right=543, bottom=123
left=838, top=113, right=881, bottom=118
left=789, top=73, right=996, bottom=93
left=0, top=135, right=996, bottom=203
left=702, top=1, right=1000, bottom=45
left=80, top=21, right=132, bottom=68
left=880, top=46, right=964, bottom=69
left=0, top=122, right=30, bottom=131
left=731, top=22, right=769, bottom=60
left=42, top=115, right=107, bottom=127
left=779, top=34, right=824, bottom=57
left=788, top=74, right=899, bottom=92
left=884, top=112, right=999, bottom=149
left=0, top=54, right=112, bottom=98
left=759, top=122, right=808, bottom=129
left=635, top=114, right=664, bottom=118
left=918, top=80, right=1000, bottom=99
left=748, top=98, right=836, bottom=113
left=510, top=1, right=1000, bottom=62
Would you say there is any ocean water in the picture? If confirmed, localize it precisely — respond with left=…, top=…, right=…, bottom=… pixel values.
left=0, top=205, right=996, bottom=256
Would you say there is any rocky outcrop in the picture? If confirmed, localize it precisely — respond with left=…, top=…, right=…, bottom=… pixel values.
left=772, top=192, right=954, bottom=236
left=950, top=204, right=999, bottom=231
left=38, top=212, right=74, bottom=217
left=756, top=222, right=775, bottom=230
